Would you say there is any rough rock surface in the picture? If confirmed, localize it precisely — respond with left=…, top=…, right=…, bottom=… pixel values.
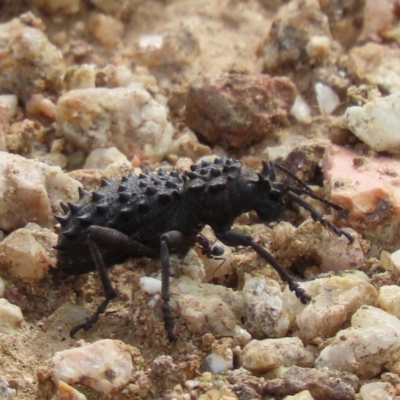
left=0, top=152, right=81, bottom=232
left=263, top=366, right=359, bottom=400
left=185, top=74, right=297, bottom=149
left=283, top=273, right=378, bottom=342
left=0, top=13, right=64, bottom=101
left=323, top=144, right=400, bottom=253
left=56, top=86, right=173, bottom=160
left=51, top=339, right=139, bottom=394
left=316, top=306, right=400, bottom=379
left=347, top=43, right=400, bottom=94
left=344, top=92, right=400, bottom=154
left=240, top=337, right=305, bottom=373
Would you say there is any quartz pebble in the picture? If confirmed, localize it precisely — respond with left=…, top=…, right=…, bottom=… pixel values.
left=171, top=276, right=241, bottom=337
left=240, top=337, right=305, bottom=373
left=56, top=86, right=173, bottom=161
left=0, top=95, right=18, bottom=122
left=323, top=145, right=400, bottom=253
left=344, top=92, right=400, bottom=154
left=359, top=382, right=395, bottom=400
left=242, top=274, right=290, bottom=338
left=0, top=225, right=56, bottom=282
left=0, top=152, right=81, bottom=231
left=0, top=298, right=24, bottom=334
left=83, top=147, right=129, bottom=170
left=52, top=339, right=139, bottom=394
left=314, top=82, right=340, bottom=115
left=290, top=95, right=312, bottom=124
left=0, top=13, right=64, bottom=101
left=379, top=286, right=400, bottom=320
left=139, top=276, right=162, bottom=295
left=316, top=306, right=400, bottom=379
left=205, top=338, right=234, bottom=373
left=283, top=273, right=378, bottom=342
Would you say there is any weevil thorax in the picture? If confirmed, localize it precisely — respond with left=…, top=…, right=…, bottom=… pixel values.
left=182, top=157, right=285, bottom=232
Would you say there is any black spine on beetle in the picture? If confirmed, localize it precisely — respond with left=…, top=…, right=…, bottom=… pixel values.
left=54, top=156, right=353, bottom=342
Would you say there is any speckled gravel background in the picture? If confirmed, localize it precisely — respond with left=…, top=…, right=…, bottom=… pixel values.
left=2, top=0, right=400, bottom=399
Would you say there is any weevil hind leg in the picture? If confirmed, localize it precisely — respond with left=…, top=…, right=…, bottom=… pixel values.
left=160, top=231, right=197, bottom=342
left=69, top=226, right=158, bottom=338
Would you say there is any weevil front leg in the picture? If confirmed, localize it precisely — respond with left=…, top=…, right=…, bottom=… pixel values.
left=70, top=226, right=157, bottom=338
left=160, top=231, right=197, bottom=342
left=215, top=229, right=311, bottom=304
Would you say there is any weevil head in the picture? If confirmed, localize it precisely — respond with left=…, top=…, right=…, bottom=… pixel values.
left=250, top=161, right=287, bottom=222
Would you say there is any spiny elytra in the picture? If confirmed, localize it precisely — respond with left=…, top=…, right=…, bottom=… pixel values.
left=54, top=156, right=353, bottom=341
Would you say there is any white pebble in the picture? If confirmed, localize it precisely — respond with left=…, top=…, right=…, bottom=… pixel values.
left=316, top=306, right=400, bottom=378
left=56, top=87, right=173, bottom=161
left=240, top=337, right=305, bottom=373
left=242, top=274, right=290, bottom=338
left=52, top=339, right=136, bottom=394
left=379, top=285, right=400, bottom=319
left=205, top=351, right=233, bottom=373
left=290, top=95, right=312, bottom=123
left=344, top=92, right=400, bottom=154
left=0, top=298, right=24, bottom=334
left=84, top=147, right=129, bottom=170
left=0, top=95, right=18, bottom=122
left=306, top=35, right=330, bottom=59
left=359, top=382, right=394, bottom=400
left=315, top=82, right=340, bottom=115
left=139, top=276, right=161, bottom=295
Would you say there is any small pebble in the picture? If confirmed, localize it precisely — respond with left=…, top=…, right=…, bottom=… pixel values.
left=0, top=298, right=24, bottom=334
left=52, top=339, right=138, bottom=394
left=314, top=82, right=340, bottom=115
left=359, top=381, right=395, bottom=400
left=290, top=95, right=312, bottom=124
left=316, top=306, right=400, bottom=379
left=344, top=92, right=400, bottom=154
left=240, top=337, right=305, bottom=373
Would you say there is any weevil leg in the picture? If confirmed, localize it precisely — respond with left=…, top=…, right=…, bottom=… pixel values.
left=69, top=226, right=157, bottom=338
left=70, top=233, right=116, bottom=338
left=286, top=191, right=354, bottom=243
left=215, top=229, right=311, bottom=304
left=160, top=231, right=197, bottom=342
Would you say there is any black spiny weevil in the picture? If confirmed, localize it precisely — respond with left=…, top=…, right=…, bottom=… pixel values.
left=54, top=156, right=353, bottom=341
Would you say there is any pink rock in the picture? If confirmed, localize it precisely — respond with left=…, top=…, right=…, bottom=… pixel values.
left=323, top=145, right=400, bottom=253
